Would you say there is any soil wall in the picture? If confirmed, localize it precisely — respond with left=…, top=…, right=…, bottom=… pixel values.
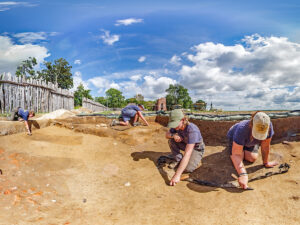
left=155, top=115, right=300, bottom=145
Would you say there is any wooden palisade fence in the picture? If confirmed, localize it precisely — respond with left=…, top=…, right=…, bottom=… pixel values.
left=0, top=73, right=74, bottom=114
left=82, top=97, right=109, bottom=112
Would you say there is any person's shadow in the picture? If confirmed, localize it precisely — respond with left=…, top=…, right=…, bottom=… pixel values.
left=131, top=147, right=266, bottom=193
left=28, top=120, right=41, bottom=130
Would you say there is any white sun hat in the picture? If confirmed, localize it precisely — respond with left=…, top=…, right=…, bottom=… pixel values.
left=252, top=112, right=270, bottom=140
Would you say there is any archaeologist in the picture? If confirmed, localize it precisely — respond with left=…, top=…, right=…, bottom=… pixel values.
left=165, top=109, right=205, bottom=186
left=111, top=104, right=149, bottom=126
left=227, top=111, right=278, bottom=190
left=9, top=107, right=35, bottom=135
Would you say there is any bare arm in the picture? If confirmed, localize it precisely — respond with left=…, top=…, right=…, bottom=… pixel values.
left=261, top=138, right=278, bottom=167
left=24, top=120, right=32, bottom=135
left=170, top=143, right=194, bottom=186
left=137, top=111, right=149, bottom=126
left=230, top=142, right=248, bottom=189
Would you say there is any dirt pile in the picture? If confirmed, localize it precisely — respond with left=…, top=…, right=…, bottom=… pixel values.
left=36, top=109, right=75, bottom=120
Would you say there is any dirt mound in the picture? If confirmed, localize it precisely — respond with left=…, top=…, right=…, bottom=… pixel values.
left=36, top=109, right=75, bottom=120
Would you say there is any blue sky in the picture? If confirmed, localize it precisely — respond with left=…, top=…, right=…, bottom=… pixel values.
left=0, top=0, right=300, bottom=110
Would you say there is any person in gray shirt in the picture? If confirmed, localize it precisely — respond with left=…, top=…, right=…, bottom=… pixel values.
left=165, top=109, right=205, bottom=186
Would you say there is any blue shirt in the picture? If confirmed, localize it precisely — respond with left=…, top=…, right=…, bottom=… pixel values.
left=170, top=123, right=203, bottom=144
left=121, top=105, right=141, bottom=121
left=227, top=120, right=274, bottom=147
left=18, top=108, right=29, bottom=121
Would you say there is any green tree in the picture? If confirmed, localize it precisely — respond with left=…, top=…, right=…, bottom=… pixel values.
left=74, top=83, right=93, bottom=107
left=194, top=99, right=207, bottom=111
left=37, top=58, right=73, bottom=89
left=106, top=88, right=125, bottom=108
left=15, top=57, right=37, bottom=79
left=166, top=84, right=192, bottom=109
left=125, top=97, right=138, bottom=105
left=95, top=96, right=107, bottom=106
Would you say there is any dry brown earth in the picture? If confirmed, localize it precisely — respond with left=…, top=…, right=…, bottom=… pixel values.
left=0, top=122, right=299, bottom=225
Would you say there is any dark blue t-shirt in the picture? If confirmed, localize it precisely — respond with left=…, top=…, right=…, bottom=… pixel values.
left=170, top=123, right=203, bottom=144
left=18, top=108, right=29, bottom=121
left=121, top=105, right=141, bottom=121
left=227, top=120, right=274, bottom=147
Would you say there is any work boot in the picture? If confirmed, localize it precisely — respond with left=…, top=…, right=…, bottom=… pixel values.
left=110, top=119, right=120, bottom=126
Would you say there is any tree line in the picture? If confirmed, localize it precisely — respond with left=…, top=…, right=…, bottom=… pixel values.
left=16, top=57, right=207, bottom=111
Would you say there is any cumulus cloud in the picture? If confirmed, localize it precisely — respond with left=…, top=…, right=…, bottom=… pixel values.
left=170, top=55, right=181, bottom=66
left=74, top=59, right=81, bottom=65
left=0, top=36, right=49, bottom=74
left=88, top=76, right=120, bottom=94
left=100, top=30, right=119, bottom=46
left=115, top=18, right=143, bottom=26
left=179, top=34, right=300, bottom=110
left=138, top=56, right=146, bottom=63
left=141, top=76, right=177, bottom=99
left=70, top=71, right=89, bottom=92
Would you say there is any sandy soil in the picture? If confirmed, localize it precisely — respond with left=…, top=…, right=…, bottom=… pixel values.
left=0, top=122, right=299, bottom=225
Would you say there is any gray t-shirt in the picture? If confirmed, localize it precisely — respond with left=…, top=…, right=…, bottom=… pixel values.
left=170, top=123, right=203, bottom=144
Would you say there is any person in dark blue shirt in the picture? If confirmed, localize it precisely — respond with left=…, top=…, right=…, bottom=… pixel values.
left=9, top=107, right=35, bottom=135
left=227, top=111, right=278, bottom=189
left=111, top=104, right=149, bottom=126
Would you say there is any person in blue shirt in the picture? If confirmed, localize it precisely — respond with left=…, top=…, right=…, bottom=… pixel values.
left=227, top=111, right=278, bottom=189
left=111, top=104, right=149, bottom=126
left=165, top=109, right=205, bottom=186
left=9, top=107, right=35, bottom=135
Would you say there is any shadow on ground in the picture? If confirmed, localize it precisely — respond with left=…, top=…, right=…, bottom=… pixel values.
left=131, top=148, right=268, bottom=193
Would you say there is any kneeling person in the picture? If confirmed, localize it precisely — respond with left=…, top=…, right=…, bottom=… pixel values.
left=166, top=109, right=205, bottom=186
left=9, top=107, right=35, bottom=135
left=111, top=104, right=149, bottom=126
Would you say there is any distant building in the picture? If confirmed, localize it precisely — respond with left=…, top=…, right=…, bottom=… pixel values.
left=155, top=97, right=167, bottom=111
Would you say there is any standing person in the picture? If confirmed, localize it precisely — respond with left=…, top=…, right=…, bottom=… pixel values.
left=227, top=111, right=278, bottom=189
left=165, top=109, right=205, bottom=186
left=111, top=104, right=149, bottom=126
left=9, top=107, right=35, bottom=136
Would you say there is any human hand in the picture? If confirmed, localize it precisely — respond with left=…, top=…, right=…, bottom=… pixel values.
left=170, top=174, right=180, bottom=186
left=238, top=175, right=248, bottom=189
left=173, top=134, right=183, bottom=142
left=264, top=161, right=279, bottom=168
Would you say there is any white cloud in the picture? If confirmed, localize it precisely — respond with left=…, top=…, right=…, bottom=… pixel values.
left=130, top=74, right=142, bottom=81
left=12, top=32, right=59, bottom=44
left=0, top=2, right=37, bottom=12
left=0, top=36, right=49, bottom=74
left=100, top=30, right=119, bottom=46
left=141, top=76, right=177, bottom=99
left=74, top=59, right=81, bottom=65
left=115, top=18, right=143, bottom=26
left=71, top=71, right=89, bottom=92
left=138, top=56, right=146, bottom=63
left=88, top=76, right=120, bottom=94
left=178, top=34, right=300, bottom=110
left=170, top=55, right=181, bottom=66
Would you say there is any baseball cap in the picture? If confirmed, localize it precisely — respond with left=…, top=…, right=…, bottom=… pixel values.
left=252, top=112, right=270, bottom=140
left=167, top=109, right=184, bottom=128
left=138, top=104, right=145, bottom=110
